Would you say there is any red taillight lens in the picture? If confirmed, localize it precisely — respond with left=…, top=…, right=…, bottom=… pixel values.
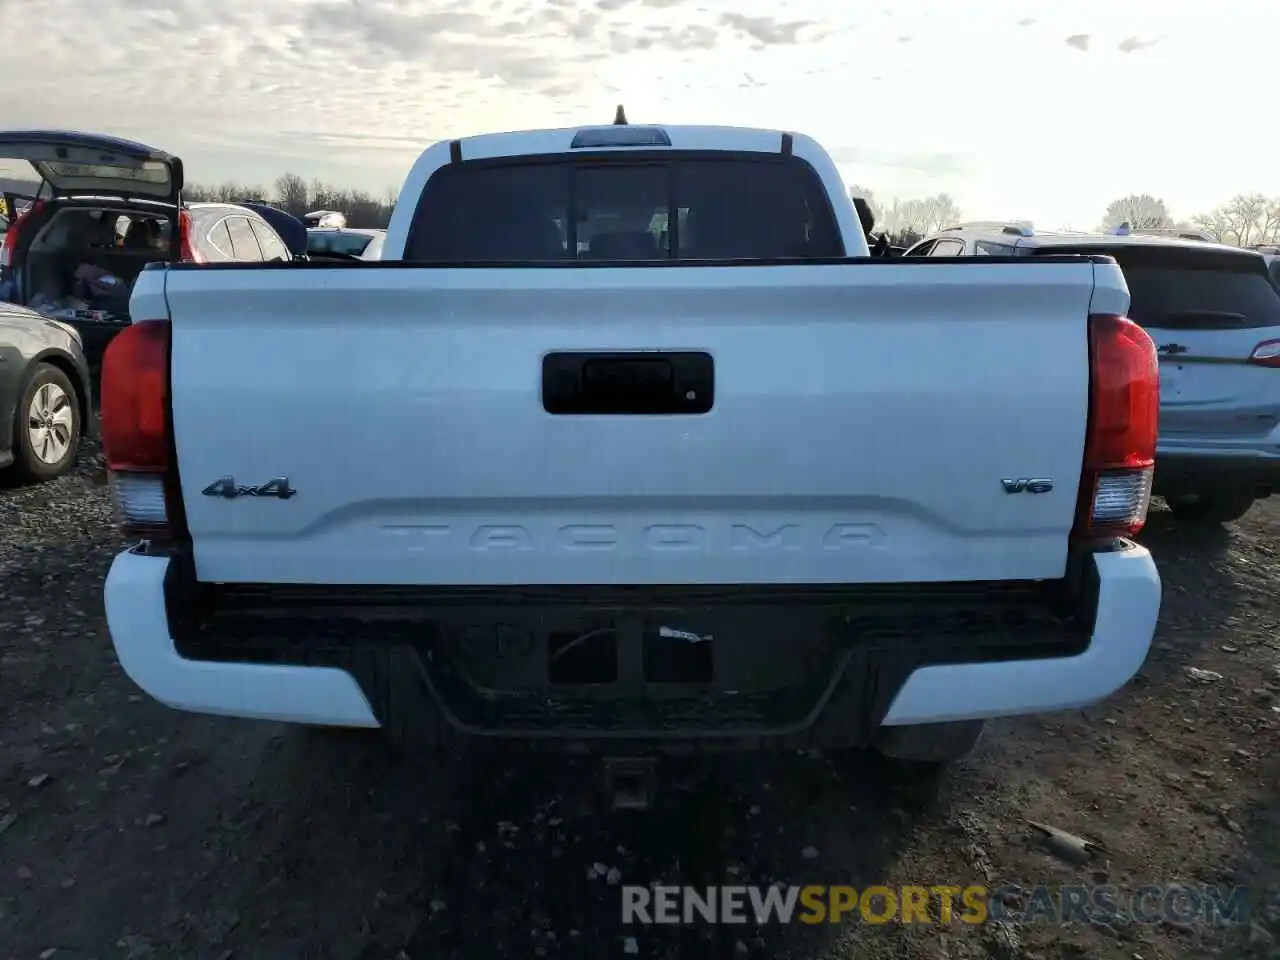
left=177, top=209, right=203, bottom=263
left=102, top=321, right=169, bottom=469
left=1, top=199, right=45, bottom=269
left=1073, top=313, right=1160, bottom=541
left=1249, top=339, right=1280, bottom=368
left=101, top=321, right=184, bottom=541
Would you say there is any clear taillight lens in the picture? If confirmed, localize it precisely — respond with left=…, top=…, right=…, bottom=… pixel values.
left=108, top=472, right=169, bottom=536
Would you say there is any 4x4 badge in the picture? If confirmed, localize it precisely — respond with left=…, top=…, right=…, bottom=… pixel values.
left=201, top=476, right=296, bottom=499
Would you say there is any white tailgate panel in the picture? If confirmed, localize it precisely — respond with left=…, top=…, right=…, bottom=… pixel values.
left=165, top=262, right=1098, bottom=585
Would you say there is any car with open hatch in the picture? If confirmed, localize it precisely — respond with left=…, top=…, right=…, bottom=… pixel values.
left=0, top=131, right=294, bottom=372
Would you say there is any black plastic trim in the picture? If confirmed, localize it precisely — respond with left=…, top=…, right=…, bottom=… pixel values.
left=158, top=323, right=190, bottom=552
left=780, top=132, right=793, bottom=155
left=542, top=350, right=714, bottom=415
left=168, top=580, right=1084, bottom=609
left=163, top=576, right=1098, bottom=747
left=448, top=139, right=462, bottom=164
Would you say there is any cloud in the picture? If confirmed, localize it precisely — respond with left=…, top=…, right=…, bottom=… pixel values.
left=596, top=0, right=688, bottom=9
left=608, top=23, right=720, bottom=54
left=718, top=13, right=821, bottom=46
left=1065, top=34, right=1090, bottom=52
left=1016, top=18, right=1035, bottom=27
left=0, top=2, right=831, bottom=114
left=0, top=0, right=1113, bottom=200
left=826, top=146, right=974, bottom=179
left=0, top=0, right=855, bottom=192
left=1118, top=35, right=1163, bottom=54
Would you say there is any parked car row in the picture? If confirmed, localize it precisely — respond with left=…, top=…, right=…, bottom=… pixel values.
left=882, top=220, right=1280, bottom=526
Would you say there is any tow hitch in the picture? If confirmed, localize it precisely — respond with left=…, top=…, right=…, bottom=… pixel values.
left=603, top=757, right=657, bottom=811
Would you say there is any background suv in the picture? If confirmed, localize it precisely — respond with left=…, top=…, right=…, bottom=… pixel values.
left=905, top=223, right=1280, bottom=525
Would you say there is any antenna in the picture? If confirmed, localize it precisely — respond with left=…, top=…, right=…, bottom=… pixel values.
left=613, top=104, right=628, bottom=125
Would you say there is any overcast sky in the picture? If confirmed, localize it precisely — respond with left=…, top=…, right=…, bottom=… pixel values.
left=0, top=0, right=1273, bottom=227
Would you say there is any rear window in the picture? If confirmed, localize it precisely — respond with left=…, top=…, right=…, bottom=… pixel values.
left=974, top=240, right=1018, bottom=256
left=307, top=231, right=374, bottom=256
left=41, top=161, right=170, bottom=188
left=1035, top=245, right=1280, bottom=330
left=405, top=153, right=842, bottom=262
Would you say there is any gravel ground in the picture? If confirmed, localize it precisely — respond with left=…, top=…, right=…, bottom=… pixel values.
left=1, top=442, right=1278, bottom=960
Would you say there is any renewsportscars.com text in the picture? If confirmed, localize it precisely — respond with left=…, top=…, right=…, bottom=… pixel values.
left=621, top=883, right=1259, bottom=926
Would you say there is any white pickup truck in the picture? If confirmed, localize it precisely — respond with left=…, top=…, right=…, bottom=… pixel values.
left=100, top=119, right=1162, bottom=783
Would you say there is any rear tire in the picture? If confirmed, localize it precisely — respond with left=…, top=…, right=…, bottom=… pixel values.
left=872, top=719, right=985, bottom=765
left=1166, top=492, right=1255, bottom=525
left=11, top=363, right=81, bottom=482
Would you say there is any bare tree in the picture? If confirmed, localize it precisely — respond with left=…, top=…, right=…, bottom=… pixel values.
left=878, top=193, right=962, bottom=238
left=274, top=173, right=310, bottom=217
left=1264, top=200, right=1280, bottom=245
left=1193, top=193, right=1280, bottom=247
left=916, top=193, right=962, bottom=234
left=1099, top=194, right=1172, bottom=231
left=184, top=173, right=398, bottom=229
left=215, top=182, right=252, bottom=203
left=182, top=183, right=217, bottom=202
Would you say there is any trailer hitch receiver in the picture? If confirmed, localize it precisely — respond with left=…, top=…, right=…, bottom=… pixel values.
left=603, top=757, right=657, bottom=811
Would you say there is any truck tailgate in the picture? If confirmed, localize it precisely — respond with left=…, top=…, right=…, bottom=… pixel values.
left=162, top=260, right=1107, bottom=585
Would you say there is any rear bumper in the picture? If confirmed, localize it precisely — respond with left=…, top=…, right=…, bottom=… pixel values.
left=881, top=545, right=1159, bottom=724
left=103, top=544, right=1160, bottom=741
left=103, top=547, right=378, bottom=727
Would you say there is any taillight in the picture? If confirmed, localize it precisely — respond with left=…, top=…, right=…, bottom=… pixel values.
left=101, top=321, right=186, bottom=543
left=177, top=209, right=203, bottom=263
left=1, top=199, right=45, bottom=270
left=1072, top=313, right=1159, bottom=541
left=1248, top=339, right=1280, bottom=368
